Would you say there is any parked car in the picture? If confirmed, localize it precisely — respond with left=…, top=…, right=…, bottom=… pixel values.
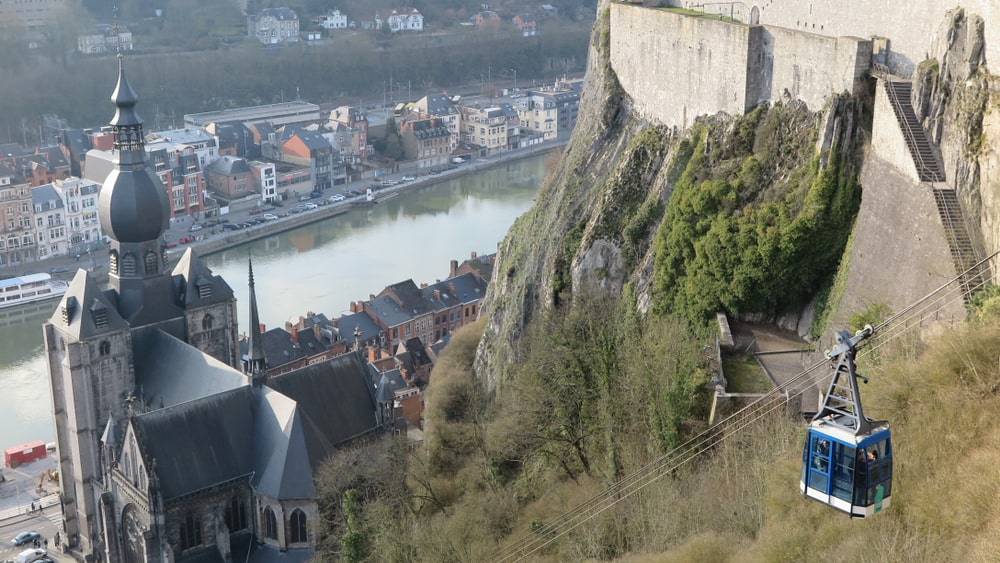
left=48, top=266, right=69, bottom=274
left=380, top=179, right=398, bottom=187
left=401, top=176, right=415, bottom=182
left=262, top=213, right=278, bottom=221
left=15, top=548, right=46, bottom=563
left=310, top=191, right=322, bottom=199
left=222, top=223, right=240, bottom=231
left=304, top=203, right=319, bottom=210
left=249, top=208, right=262, bottom=215
left=328, top=194, right=346, bottom=202
left=11, top=531, right=40, bottom=546
left=189, top=224, right=203, bottom=232
left=298, top=195, right=310, bottom=202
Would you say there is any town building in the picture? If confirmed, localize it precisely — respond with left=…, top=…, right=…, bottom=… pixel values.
left=314, top=9, right=348, bottom=29
left=147, top=127, right=221, bottom=171
left=30, top=184, right=66, bottom=260
left=374, top=8, right=423, bottom=33
left=0, top=164, right=36, bottom=267
left=0, top=0, right=69, bottom=31
left=53, top=176, right=103, bottom=257
left=185, top=101, right=321, bottom=130
left=398, top=117, right=452, bottom=169
left=517, top=79, right=583, bottom=140
left=270, top=127, right=344, bottom=191
left=78, top=24, right=134, bottom=54
left=461, top=106, right=509, bottom=155
left=409, top=93, right=461, bottom=153
left=248, top=7, right=300, bottom=44
left=46, top=59, right=388, bottom=563
left=512, top=15, right=537, bottom=36
left=205, top=156, right=254, bottom=201
left=248, top=160, right=278, bottom=203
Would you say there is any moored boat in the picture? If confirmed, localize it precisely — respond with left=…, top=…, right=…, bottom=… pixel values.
left=0, top=272, right=70, bottom=310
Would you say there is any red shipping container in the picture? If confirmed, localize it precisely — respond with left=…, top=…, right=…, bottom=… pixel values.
left=4, top=440, right=46, bottom=467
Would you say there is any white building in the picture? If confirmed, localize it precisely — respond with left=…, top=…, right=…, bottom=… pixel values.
left=31, top=184, right=66, bottom=260
left=315, top=9, right=348, bottom=29
left=54, top=177, right=102, bottom=256
left=78, top=24, right=134, bottom=55
left=147, top=128, right=221, bottom=170
left=375, top=8, right=423, bottom=33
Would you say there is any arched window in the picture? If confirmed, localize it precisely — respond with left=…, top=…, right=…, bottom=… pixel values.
left=202, top=314, right=214, bottom=331
left=99, top=340, right=111, bottom=356
left=121, top=252, right=137, bottom=276
left=144, top=250, right=158, bottom=275
left=225, top=497, right=248, bottom=532
left=289, top=509, right=307, bottom=543
left=263, top=506, right=278, bottom=540
left=109, top=250, right=119, bottom=275
left=180, top=512, right=202, bottom=550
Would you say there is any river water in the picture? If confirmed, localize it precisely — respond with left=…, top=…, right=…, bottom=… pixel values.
left=0, top=154, right=548, bottom=449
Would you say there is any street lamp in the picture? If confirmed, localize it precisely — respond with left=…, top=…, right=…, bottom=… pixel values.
left=510, top=68, right=517, bottom=92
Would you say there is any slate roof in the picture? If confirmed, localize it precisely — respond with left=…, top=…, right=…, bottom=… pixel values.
left=287, top=129, right=331, bottom=152
left=409, top=119, right=451, bottom=140
left=31, top=184, right=63, bottom=210
left=132, top=384, right=314, bottom=501
left=48, top=270, right=127, bottom=340
left=418, top=93, right=459, bottom=116
left=334, top=311, right=382, bottom=347
left=171, top=248, right=237, bottom=309
left=366, top=294, right=416, bottom=328
left=38, top=146, right=70, bottom=169
left=206, top=155, right=251, bottom=176
left=266, top=353, right=379, bottom=468
left=134, top=330, right=247, bottom=409
left=381, top=279, right=433, bottom=315
left=239, top=327, right=304, bottom=371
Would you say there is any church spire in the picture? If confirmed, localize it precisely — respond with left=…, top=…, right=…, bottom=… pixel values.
left=246, top=256, right=267, bottom=383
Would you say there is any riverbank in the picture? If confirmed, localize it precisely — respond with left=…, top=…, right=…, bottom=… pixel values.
left=172, top=141, right=565, bottom=259
left=15, top=141, right=564, bottom=286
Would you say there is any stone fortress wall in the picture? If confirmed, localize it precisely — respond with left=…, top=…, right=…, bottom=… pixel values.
left=609, top=4, right=871, bottom=129
left=657, top=0, right=998, bottom=78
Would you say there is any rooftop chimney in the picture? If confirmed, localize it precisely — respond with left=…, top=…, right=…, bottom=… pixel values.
left=450, top=259, right=458, bottom=278
left=290, top=326, right=299, bottom=344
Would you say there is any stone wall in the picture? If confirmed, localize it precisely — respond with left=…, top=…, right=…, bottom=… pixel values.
left=869, top=81, right=920, bottom=182
left=748, top=0, right=998, bottom=77
left=610, top=4, right=869, bottom=128
left=610, top=5, right=752, bottom=129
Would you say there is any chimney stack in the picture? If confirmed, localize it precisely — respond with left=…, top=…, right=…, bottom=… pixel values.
left=290, top=326, right=299, bottom=344
left=450, top=259, right=458, bottom=278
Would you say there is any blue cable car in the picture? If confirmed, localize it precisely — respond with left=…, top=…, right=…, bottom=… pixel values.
left=800, top=325, right=892, bottom=518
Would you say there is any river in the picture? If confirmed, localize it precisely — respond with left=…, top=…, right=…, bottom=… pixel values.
left=0, top=153, right=549, bottom=449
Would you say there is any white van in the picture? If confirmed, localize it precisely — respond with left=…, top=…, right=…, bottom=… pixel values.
left=16, top=548, right=46, bottom=563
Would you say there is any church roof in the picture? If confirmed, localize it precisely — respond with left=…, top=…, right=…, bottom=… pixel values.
left=265, top=352, right=379, bottom=469
left=132, top=384, right=314, bottom=501
left=48, top=269, right=127, bottom=339
left=134, top=330, right=247, bottom=410
left=171, top=248, right=237, bottom=309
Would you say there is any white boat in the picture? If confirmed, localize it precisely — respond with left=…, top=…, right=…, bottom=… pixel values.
left=0, top=272, right=70, bottom=310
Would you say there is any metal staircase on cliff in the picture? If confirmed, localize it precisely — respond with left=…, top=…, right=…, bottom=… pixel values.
left=882, top=79, right=944, bottom=182
left=881, top=76, right=989, bottom=302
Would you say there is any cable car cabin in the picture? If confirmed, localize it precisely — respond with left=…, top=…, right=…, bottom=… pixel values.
left=800, top=325, right=892, bottom=518
left=800, top=423, right=892, bottom=518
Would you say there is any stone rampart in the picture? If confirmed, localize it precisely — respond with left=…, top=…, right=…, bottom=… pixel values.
left=750, top=0, right=998, bottom=77
left=610, top=4, right=870, bottom=128
left=610, top=5, right=753, bottom=129
left=869, top=81, right=920, bottom=182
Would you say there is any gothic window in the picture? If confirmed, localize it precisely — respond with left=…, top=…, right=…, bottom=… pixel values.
left=144, top=250, right=158, bottom=275
left=289, top=509, right=307, bottom=543
left=202, top=314, right=214, bottom=331
left=121, top=252, right=137, bottom=276
left=225, top=497, right=248, bottom=531
left=180, top=512, right=202, bottom=550
left=109, top=250, right=119, bottom=275
left=263, top=506, right=278, bottom=540
left=99, top=340, right=111, bottom=356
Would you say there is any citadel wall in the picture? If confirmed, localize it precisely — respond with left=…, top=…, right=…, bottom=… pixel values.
left=664, top=0, right=998, bottom=78
left=609, top=4, right=869, bottom=129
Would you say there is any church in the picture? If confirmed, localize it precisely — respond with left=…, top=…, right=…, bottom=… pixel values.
left=44, top=57, right=391, bottom=562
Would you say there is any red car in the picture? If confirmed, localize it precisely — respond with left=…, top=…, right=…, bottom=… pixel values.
left=249, top=208, right=262, bottom=215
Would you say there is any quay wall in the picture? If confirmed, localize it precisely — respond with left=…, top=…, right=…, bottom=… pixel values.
left=610, top=4, right=869, bottom=129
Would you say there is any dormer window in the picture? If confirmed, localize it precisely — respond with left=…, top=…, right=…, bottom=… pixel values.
left=196, top=276, right=212, bottom=300
left=62, top=296, right=77, bottom=325
left=91, top=301, right=109, bottom=329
